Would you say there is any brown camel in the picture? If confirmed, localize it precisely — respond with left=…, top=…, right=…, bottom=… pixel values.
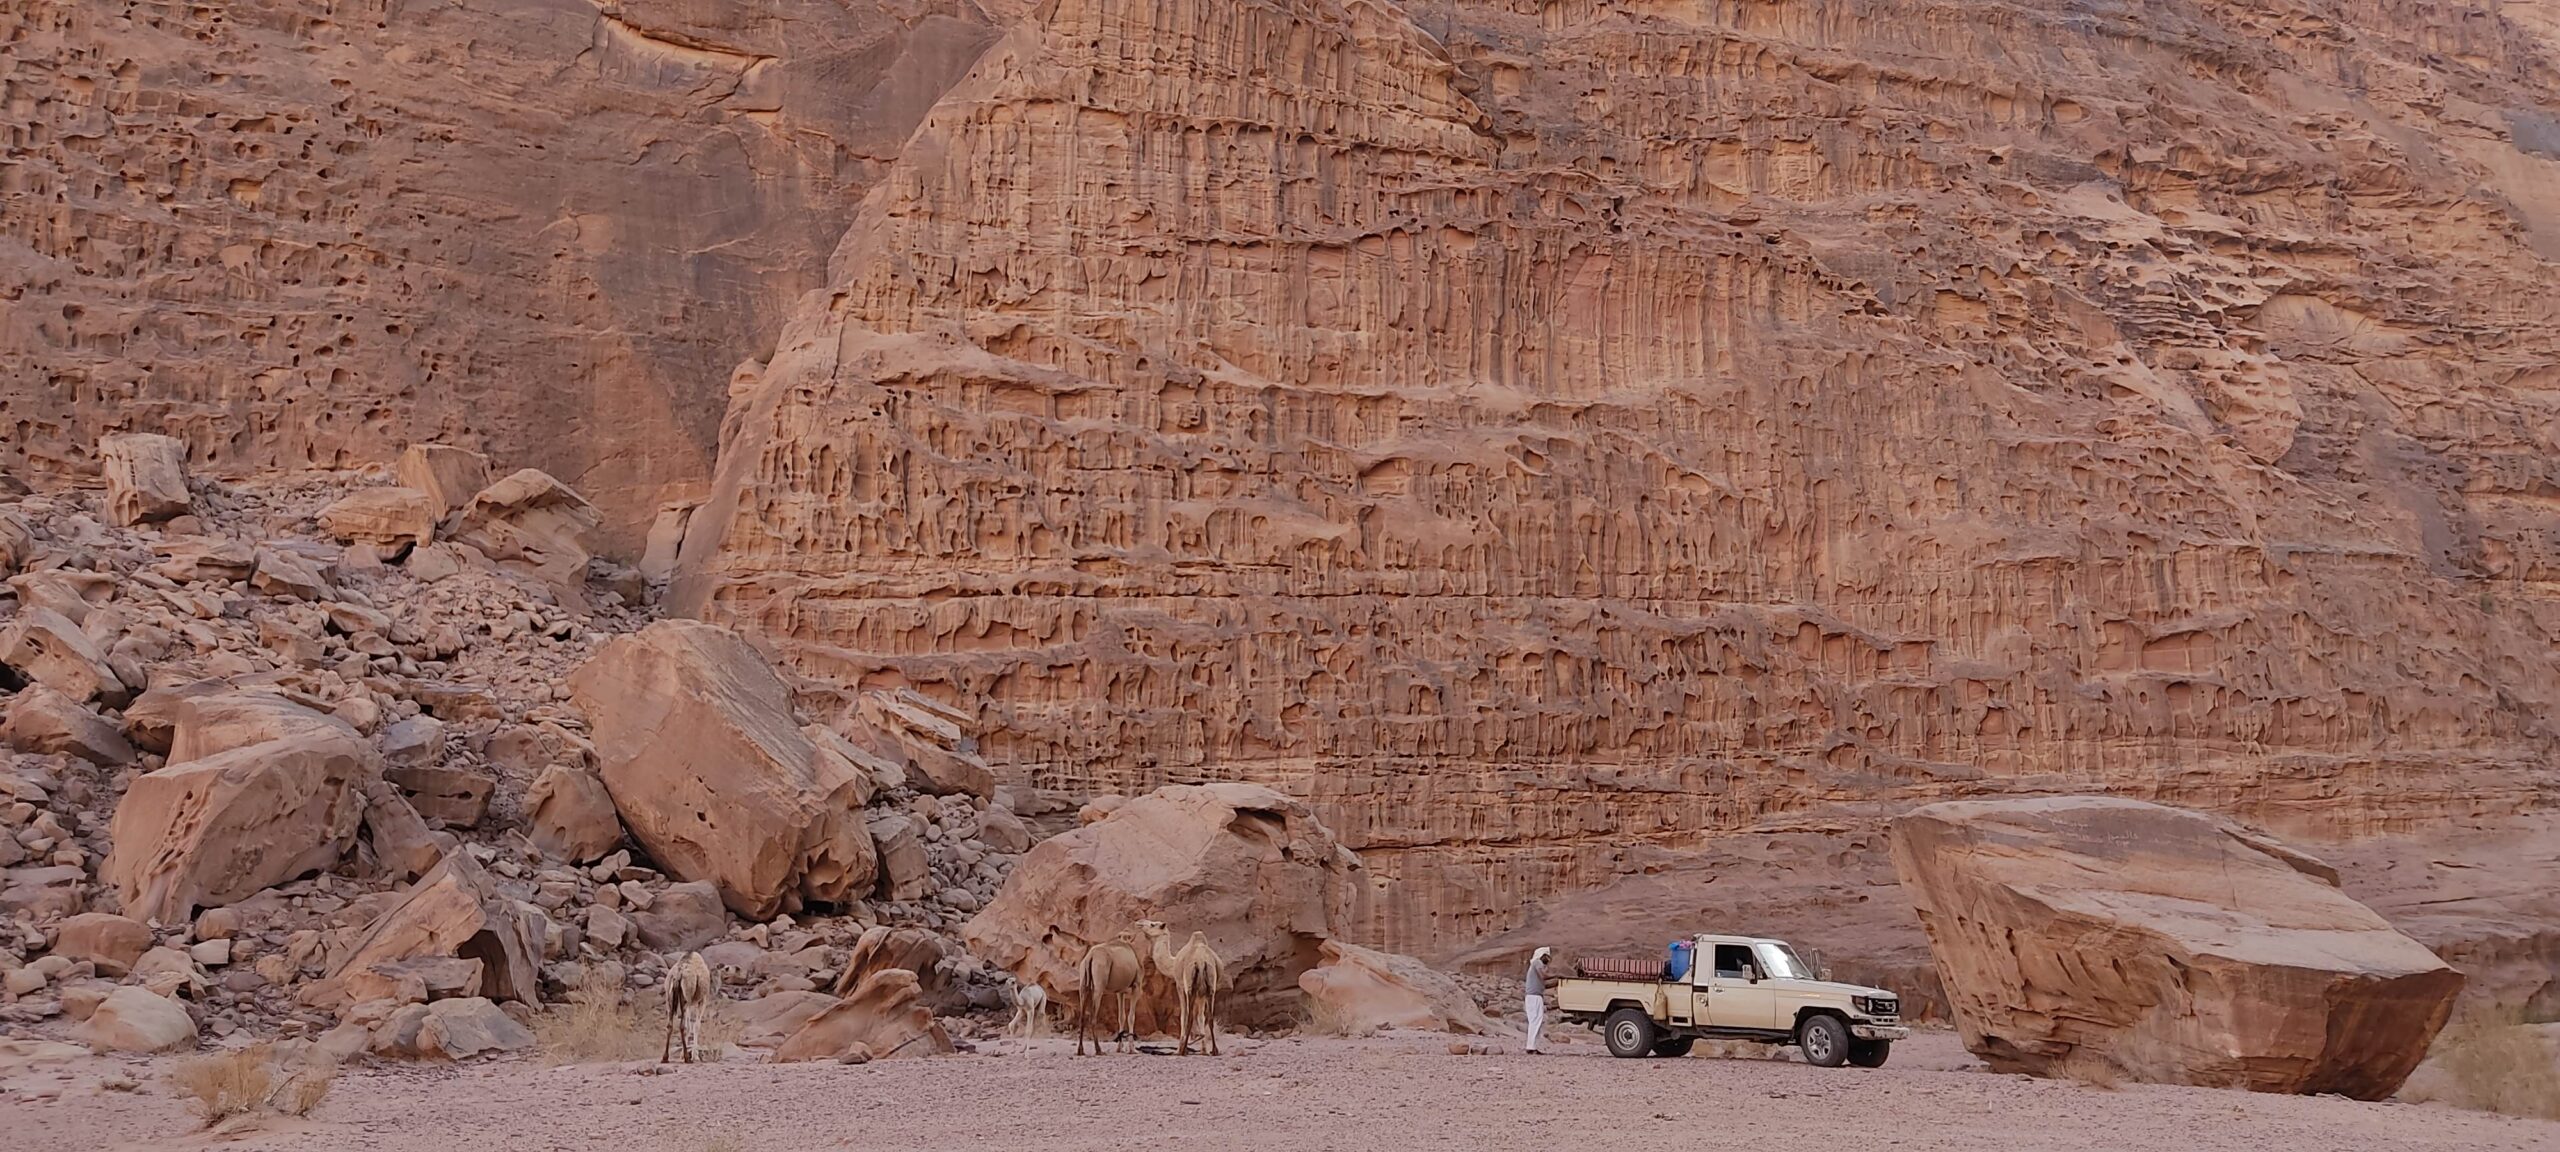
left=1138, top=920, right=1224, bottom=1056
left=661, top=951, right=715, bottom=1064
left=1075, top=928, right=1146, bottom=1055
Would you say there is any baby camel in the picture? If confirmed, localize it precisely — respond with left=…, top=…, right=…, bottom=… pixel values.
left=1138, top=920, right=1224, bottom=1056
left=661, top=951, right=715, bottom=1064
left=1076, top=929, right=1146, bottom=1055
left=1006, top=977, right=1050, bottom=1039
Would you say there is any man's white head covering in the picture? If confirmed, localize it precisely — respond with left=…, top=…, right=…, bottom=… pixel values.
left=1532, top=946, right=1552, bottom=963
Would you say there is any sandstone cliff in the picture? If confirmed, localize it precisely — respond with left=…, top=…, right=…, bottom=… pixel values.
left=2, top=0, right=1001, bottom=544
left=666, top=0, right=2560, bottom=958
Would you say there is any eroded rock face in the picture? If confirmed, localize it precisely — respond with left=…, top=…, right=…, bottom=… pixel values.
left=524, top=764, right=624, bottom=864
left=1299, top=940, right=1491, bottom=1035
left=665, top=0, right=2560, bottom=960
left=568, top=620, right=876, bottom=918
left=4, top=1, right=1004, bottom=542
left=963, top=783, right=1363, bottom=1026
left=1890, top=797, right=2462, bottom=1099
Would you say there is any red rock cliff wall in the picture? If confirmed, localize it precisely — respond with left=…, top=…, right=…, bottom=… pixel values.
left=672, top=0, right=2560, bottom=955
left=1, top=0, right=999, bottom=544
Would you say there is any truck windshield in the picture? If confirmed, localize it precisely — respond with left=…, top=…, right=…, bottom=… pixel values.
left=1754, top=943, right=1812, bottom=980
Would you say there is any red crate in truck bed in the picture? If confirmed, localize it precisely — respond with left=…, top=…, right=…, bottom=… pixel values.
left=1573, top=955, right=1665, bottom=981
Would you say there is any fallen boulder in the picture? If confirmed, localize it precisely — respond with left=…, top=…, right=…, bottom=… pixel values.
left=524, top=763, right=622, bottom=863
left=633, top=879, right=729, bottom=953
left=1890, top=796, right=2463, bottom=1099
left=450, top=469, right=598, bottom=597
left=79, top=987, right=196, bottom=1053
left=963, top=783, right=1365, bottom=1028
left=318, top=487, right=439, bottom=552
left=105, top=724, right=373, bottom=923
left=2, top=606, right=128, bottom=705
left=1298, top=940, right=1491, bottom=1035
left=50, top=913, right=153, bottom=978
left=830, top=925, right=948, bottom=1000
left=397, top=443, right=491, bottom=519
left=1, top=687, right=135, bottom=766
left=99, top=433, right=192, bottom=526
left=727, top=989, right=841, bottom=1048
left=321, top=852, right=541, bottom=1005
left=360, top=780, right=449, bottom=882
left=385, top=762, right=494, bottom=826
left=370, top=996, right=533, bottom=1060
left=568, top=620, right=876, bottom=918
left=771, top=968, right=951, bottom=1062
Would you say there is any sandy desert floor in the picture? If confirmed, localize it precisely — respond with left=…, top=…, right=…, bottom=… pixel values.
left=6, top=1030, right=2552, bottom=1152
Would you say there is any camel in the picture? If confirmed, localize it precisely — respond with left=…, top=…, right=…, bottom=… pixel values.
left=1137, top=920, right=1224, bottom=1056
left=661, top=951, right=715, bottom=1064
left=1006, top=976, right=1050, bottom=1039
left=1075, top=928, right=1146, bottom=1055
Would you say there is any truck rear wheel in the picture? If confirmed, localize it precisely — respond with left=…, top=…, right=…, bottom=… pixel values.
left=1651, top=1036, right=1695, bottom=1058
left=1603, top=1008, right=1658, bottom=1058
left=1848, top=1039, right=1891, bottom=1067
left=1798, top=1014, right=1850, bottom=1068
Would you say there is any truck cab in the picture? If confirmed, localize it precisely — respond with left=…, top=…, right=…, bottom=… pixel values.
left=1552, top=934, right=1908, bottom=1066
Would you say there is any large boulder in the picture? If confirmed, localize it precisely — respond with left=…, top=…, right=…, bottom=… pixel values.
left=524, top=763, right=623, bottom=863
left=1, top=606, right=128, bottom=705
left=79, top=987, right=196, bottom=1053
left=633, top=880, right=729, bottom=953
left=369, top=997, right=533, bottom=1060
left=51, top=913, right=154, bottom=978
left=1298, top=940, right=1491, bottom=1035
left=567, top=620, right=876, bottom=918
left=450, top=469, right=598, bottom=600
left=320, top=852, right=541, bottom=1005
left=318, top=487, right=439, bottom=551
left=396, top=444, right=491, bottom=519
left=771, top=968, right=952, bottom=1062
left=963, top=783, right=1364, bottom=1028
left=105, top=704, right=374, bottom=923
left=0, top=687, right=134, bottom=766
left=98, top=432, right=192, bottom=526
left=1890, top=797, right=2463, bottom=1099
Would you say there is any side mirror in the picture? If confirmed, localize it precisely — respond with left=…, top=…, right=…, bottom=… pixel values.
left=1747, top=967, right=1760, bottom=984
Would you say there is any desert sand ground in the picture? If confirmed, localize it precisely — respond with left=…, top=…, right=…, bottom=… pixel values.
left=7, top=1031, right=2551, bottom=1152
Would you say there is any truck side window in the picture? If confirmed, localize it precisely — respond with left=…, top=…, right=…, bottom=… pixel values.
left=1712, top=944, right=1753, bottom=979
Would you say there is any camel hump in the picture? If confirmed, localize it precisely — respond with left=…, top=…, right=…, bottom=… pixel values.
left=1186, top=931, right=1209, bottom=949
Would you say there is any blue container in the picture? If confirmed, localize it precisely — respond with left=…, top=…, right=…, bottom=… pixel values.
left=1666, top=939, right=1694, bottom=981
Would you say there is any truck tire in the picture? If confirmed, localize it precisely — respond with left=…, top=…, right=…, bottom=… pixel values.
left=1798, top=1014, right=1850, bottom=1068
left=1848, top=1039, right=1891, bottom=1067
left=1603, top=1008, right=1658, bottom=1058
left=1651, top=1036, right=1696, bottom=1058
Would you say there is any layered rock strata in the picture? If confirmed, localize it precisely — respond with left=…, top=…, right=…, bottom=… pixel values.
left=671, top=0, right=2560, bottom=955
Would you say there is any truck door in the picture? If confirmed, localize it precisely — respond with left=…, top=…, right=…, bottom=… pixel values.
left=1702, top=943, right=1778, bottom=1030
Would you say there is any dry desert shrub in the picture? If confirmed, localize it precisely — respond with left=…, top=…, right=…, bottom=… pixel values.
left=2050, top=1049, right=2124, bottom=1091
left=271, top=1049, right=339, bottom=1117
left=2401, top=1011, right=2560, bottom=1120
left=168, top=1043, right=278, bottom=1128
left=1302, top=995, right=1369, bottom=1038
left=535, top=990, right=664, bottom=1064
left=168, top=1042, right=343, bottom=1127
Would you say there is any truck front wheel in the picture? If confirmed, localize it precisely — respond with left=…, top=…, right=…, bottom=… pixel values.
left=1848, top=1039, right=1891, bottom=1067
left=1603, top=1008, right=1658, bottom=1058
left=1798, top=1014, right=1850, bottom=1067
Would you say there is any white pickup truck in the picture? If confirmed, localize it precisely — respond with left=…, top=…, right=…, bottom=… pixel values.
left=1553, top=934, right=1908, bottom=1066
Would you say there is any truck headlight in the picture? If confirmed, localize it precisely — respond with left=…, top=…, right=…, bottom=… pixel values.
left=1854, top=995, right=1899, bottom=1016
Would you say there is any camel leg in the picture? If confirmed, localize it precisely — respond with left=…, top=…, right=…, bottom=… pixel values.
left=1120, top=989, right=1135, bottom=1053
left=1076, top=983, right=1090, bottom=1056
left=1177, top=978, right=1191, bottom=1056
left=1205, top=985, right=1219, bottom=1056
left=661, top=990, right=677, bottom=1064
